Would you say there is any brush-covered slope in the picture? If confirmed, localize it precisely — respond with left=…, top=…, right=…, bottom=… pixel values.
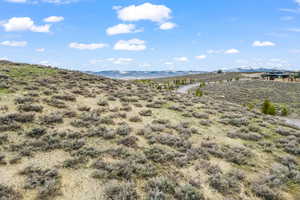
left=0, top=61, right=299, bottom=200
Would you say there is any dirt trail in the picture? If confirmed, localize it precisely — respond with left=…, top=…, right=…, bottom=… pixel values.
left=281, top=117, right=300, bottom=129
left=176, top=83, right=199, bottom=94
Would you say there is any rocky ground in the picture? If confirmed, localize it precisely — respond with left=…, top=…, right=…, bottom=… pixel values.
left=0, top=61, right=299, bottom=200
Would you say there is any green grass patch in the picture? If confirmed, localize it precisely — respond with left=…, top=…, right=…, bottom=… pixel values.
left=0, top=88, right=9, bottom=95
left=5, top=65, right=57, bottom=79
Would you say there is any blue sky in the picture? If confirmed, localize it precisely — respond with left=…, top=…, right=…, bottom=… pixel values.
left=0, top=0, right=300, bottom=71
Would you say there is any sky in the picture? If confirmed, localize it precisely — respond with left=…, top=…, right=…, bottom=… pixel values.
left=0, top=0, right=300, bottom=71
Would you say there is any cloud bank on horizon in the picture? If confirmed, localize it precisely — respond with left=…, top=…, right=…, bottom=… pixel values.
left=0, top=0, right=300, bottom=71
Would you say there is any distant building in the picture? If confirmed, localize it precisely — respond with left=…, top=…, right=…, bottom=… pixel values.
left=261, top=71, right=292, bottom=80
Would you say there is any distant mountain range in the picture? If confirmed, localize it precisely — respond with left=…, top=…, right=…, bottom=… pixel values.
left=87, top=67, right=292, bottom=79
left=225, top=66, right=293, bottom=73
left=86, top=70, right=206, bottom=79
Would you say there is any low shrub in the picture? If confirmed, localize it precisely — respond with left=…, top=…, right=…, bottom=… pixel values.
left=129, top=116, right=142, bottom=122
left=116, top=124, right=131, bottom=136
left=26, top=127, right=47, bottom=138
left=17, top=104, right=43, bottom=112
left=52, top=94, right=76, bottom=102
left=209, top=169, right=244, bottom=195
left=175, top=184, right=205, bottom=200
left=40, top=113, right=63, bottom=125
left=195, top=88, right=203, bottom=97
left=0, top=184, right=22, bottom=200
left=103, top=180, right=138, bottom=200
left=262, top=100, right=276, bottom=115
left=20, top=166, right=61, bottom=200
left=281, top=106, right=289, bottom=116
left=139, top=109, right=152, bottom=116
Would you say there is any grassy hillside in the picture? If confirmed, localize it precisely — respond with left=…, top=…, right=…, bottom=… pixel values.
left=0, top=61, right=299, bottom=200
left=199, top=80, right=300, bottom=118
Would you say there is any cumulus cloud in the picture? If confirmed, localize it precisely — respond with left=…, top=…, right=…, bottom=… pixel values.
left=0, top=40, right=27, bottom=47
left=106, top=24, right=142, bottom=35
left=287, top=28, right=300, bottom=32
left=41, top=0, right=77, bottom=4
left=69, top=42, right=108, bottom=50
left=2, top=17, right=50, bottom=33
left=290, top=49, right=300, bottom=54
left=280, top=16, right=294, bottom=21
left=117, top=3, right=172, bottom=22
left=5, top=0, right=77, bottom=4
left=0, top=57, right=8, bottom=60
left=195, top=55, right=207, bottom=60
left=174, top=57, right=188, bottom=62
left=5, top=0, right=26, bottom=3
left=44, top=16, right=64, bottom=23
left=90, top=57, right=134, bottom=65
left=252, top=41, right=276, bottom=47
left=109, top=58, right=133, bottom=64
left=159, top=22, right=176, bottom=30
left=36, top=48, right=45, bottom=52
left=224, top=49, right=240, bottom=54
left=206, top=49, right=223, bottom=54
left=114, top=39, right=146, bottom=51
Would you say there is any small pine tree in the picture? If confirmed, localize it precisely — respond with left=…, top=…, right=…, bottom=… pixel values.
left=262, top=100, right=271, bottom=114
left=195, top=88, right=203, bottom=97
left=199, top=82, right=206, bottom=88
left=281, top=107, right=289, bottom=116
left=268, top=104, right=276, bottom=115
left=262, top=100, right=276, bottom=115
left=247, top=103, right=255, bottom=110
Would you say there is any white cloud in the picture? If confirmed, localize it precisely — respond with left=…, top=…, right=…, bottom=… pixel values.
left=290, top=49, right=300, bottom=54
left=269, top=58, right=282, bottom=62
left=287, top=28, right=300, bottom=32
left=40, top=60, right=49, bottom=65
left=36, top=48, right=45, bottom=52
left=140, top=63, right=151, bottom=67
left=90, top=57, right=133, bottom=65
left=0, top=57, right=8, bottom=60
left=41, top=0, right=77, bottom=4
left=252, top=41, right=276, bottom=47
left=207, top=49, right=223, bottom=54
left=112, top=5, right=122, bottom=10
left=5, top=0, right=26, bottom=3
left=195, top=55, right=207, bottom=60
left=164, top=62, right=173, bottom=65
left=117, top=3, right=171, bottom=22
left=0, top=40, right=27, bottom=47
left=114, top=39, right=146, bottom=51
left=280, top=16, right=294, bottom=21
left=279, top=8, right=300, bottom=14
left=174, top=57, right=188, bottom=62
left=89, top=59, right=103, bottom=65
left=295, top=0, right=300, bottom=5
left=44, top=16, right=64, bottom=23
left=5, top=0, right=77, bottom=4
left=69, top=42, right=108, bottom=50
left=106, top=24, right=142, bottom=35
left=110, top=58, right=133, bottom=64
left=224, top=49, right=240, bottom=54
left=159, top=22, right=176, bottom=30
left=30, top=24, right=51, bottom=32
left=2, top=17, right=50, bottom=33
